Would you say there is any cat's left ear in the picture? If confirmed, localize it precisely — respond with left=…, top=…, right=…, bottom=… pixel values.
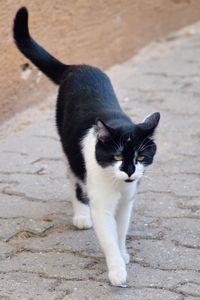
left=139, top=112, right=160, bottom=133
left=95, top=119, right=111, bottom=143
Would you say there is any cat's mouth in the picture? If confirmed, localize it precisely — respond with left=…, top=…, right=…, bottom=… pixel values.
left=125, top=179, right=134, bottom=183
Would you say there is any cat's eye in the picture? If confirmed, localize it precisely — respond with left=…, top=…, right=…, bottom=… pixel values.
left=137, top=156, right=145, bottom=161
left=114, top=155, right=123, bottom=161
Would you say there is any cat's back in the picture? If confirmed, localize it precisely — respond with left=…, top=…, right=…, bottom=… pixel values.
left=56, top=64, right=120, bottom=134
left=60, top=64, right=116, bottom=101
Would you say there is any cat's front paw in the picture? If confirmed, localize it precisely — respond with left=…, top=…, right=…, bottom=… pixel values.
left=108, top=266, right=127, bottom=287
left=73, top=215, right=92, bottom=230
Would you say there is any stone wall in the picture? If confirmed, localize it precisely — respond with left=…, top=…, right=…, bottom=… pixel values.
left=1, top=0, right=200, bottom=123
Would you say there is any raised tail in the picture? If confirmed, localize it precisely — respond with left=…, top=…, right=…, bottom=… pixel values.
left=13, top=7, right=67, bottom=85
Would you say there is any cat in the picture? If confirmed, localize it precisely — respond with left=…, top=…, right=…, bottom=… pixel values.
left=13, top=7, right=160, bottom=287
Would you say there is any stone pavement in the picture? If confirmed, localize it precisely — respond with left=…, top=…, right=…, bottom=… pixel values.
left=0, top=23, right=200, bottom=300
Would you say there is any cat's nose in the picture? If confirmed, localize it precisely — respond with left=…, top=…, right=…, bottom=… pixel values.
left=127, top=171, right=134, bottom=178
left=126, top=165, right=135, bottom=178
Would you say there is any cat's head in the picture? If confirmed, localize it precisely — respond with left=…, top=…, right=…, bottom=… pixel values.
left=95, top=112, right=160, bottom=182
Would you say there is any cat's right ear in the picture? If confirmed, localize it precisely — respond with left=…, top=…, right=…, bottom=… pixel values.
left=95, top=120, right=111, bottom=143
left=139, top=112, right=160, bottom=134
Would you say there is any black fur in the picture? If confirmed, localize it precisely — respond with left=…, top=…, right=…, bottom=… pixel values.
left=76, top=184, right=89, bottom=205
left=13, top=7, right=160, bottom=183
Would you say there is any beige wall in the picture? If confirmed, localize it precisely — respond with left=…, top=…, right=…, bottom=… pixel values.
left=1, top=0, right=200, bottom=123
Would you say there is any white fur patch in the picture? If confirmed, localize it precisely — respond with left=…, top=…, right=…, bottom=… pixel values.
left=73, top=127, right=144, bottom=286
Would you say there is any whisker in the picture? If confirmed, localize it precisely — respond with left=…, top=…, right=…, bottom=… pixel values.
left=137, top=136, right=151, bottom=152
left=139, top=153, right=153, bottom=159
left=139, top=144, right=154, bottom=152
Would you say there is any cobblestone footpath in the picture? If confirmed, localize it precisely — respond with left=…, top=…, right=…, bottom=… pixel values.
left=0, top=23, right=200, bottom=300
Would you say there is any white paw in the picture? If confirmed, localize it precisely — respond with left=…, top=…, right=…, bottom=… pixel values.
left=73, top=215, right=93, bottom=229
left=108, top=266, right=127, bottom=287
left=122, top=251, right=130, bottom=264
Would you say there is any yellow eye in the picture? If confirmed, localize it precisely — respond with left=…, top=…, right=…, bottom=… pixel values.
left=137, top=156, right=145, bottom=161
left=114, top=155, right=123, bottom=161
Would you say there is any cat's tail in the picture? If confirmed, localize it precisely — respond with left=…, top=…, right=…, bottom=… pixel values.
left=13, top=7, right=67, bottom=85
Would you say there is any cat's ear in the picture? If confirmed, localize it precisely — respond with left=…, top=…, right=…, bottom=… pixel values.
left=95, top=119, right=111, bottom=143
left=139, top=112, right=160, bottom=133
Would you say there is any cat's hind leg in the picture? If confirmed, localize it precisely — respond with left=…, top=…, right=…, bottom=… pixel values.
left=63, top=155, right=92, bottom=229
left=72, top=182, right=92, bottom=229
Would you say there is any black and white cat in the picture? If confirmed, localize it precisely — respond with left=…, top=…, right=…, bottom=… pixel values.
left=13, top=7, right=160, bottom=287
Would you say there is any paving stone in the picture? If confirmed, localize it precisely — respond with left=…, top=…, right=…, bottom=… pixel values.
left=128, top=265, right=200, bottom=290
left=162, top=218, right=200, bottom=248
left=131, top=240, right=200, bottom=271
left=18, top=229, right=102, bottom=257
left=138, top=46, right=200, bottom=77
left=0, top=252, right=101, bottom=280
left=121, top=73, right=188, bottom=94
left=0, top=272, right=62, bottom=300
left=135, top=192, right=199, bottom=218
left=0, top=151, right=40, bottom=174
left=2, top=171, right=70, bottom=202
left=60, top=280, right=181, bottom=300
left=139, top=172, right=200, bottom=197
left=157, top=156, right=200, bottom=176
left=0, top=242, right=16, bottom=259
left=176, top=282, right=200, bottom=298
left=0, top=218, right=53, bottom=242
left=0, top=194, right=66, bottom=219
